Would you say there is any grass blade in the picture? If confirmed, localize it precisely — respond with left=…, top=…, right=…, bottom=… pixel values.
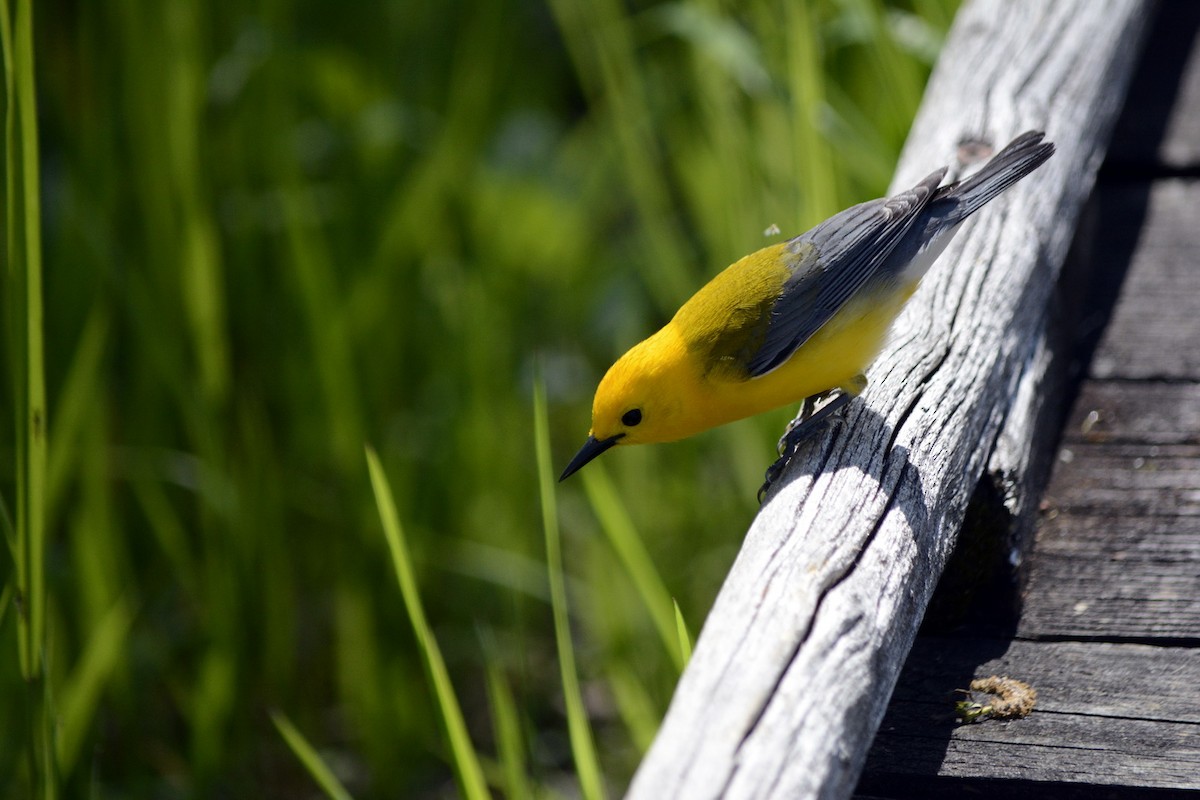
left=545, top=0, right=693, bottom=307
left=783, top=0, right=839, bottom=227
left=56, top=597, right=134, bottom=775
left=5, top=0, right=48, bottom=684
left=4, top=1, right=53, bottom=796
left=484, top=658, right=532, bottom=800
left=0, top=581, right=12, bottom=630
left=605, top=663, right=659, bottom=755
left=45, top=310, right=109, bottom=528
left=533, top=375, right=606, bottom=800
left=365, top=446, right=491, bottom=800
left=271, top=711, right=354, bottom=800
left=673, top=599, right=692, bottom=667
left=1, top=488, right=13, bottom=558
left=580, top=465, right=683, bottom=671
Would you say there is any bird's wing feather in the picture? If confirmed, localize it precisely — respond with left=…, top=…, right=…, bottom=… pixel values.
left=744, top=168, right=946, bottom=377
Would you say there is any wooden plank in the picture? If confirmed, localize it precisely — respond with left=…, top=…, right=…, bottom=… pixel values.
left=967, top=153, right=1126, bottom=626
left=1109, top=1, right=1200, bottom=170
left=1019, top=536, right=1200, bottom=640
left=862, top=638, right=1200, bottom=790
left=626, top=1, right=1151, bottom=797
left=886, top=638, right=1200, bottom=722
left=1062, top=380, right=1200, bottom=447
left=1017, top=384, right=1200, bottom=639
left=1041, top=444, right=1200, bottom=517
left=1090, top=181, right=1200, bottom=381
left=861, top=781, right=1199, bottom=800
left=870, top=720, right=1200, bottom=789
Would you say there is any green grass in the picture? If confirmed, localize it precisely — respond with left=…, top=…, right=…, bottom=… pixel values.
left=271, top=710, right=355, bottom=800
left=367, top=446, right=491, bottom=800
left=4, top=0, right=53, bottom=796
left=534, top=376, right=605, bottom=800
left=2, top=0, right=956, bottom=795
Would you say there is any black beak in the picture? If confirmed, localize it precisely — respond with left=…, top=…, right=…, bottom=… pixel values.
left=559, top=433, right=624, bottom=481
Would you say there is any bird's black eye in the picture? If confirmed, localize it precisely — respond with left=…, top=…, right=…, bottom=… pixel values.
left=621, top=408, right=643, bottom=427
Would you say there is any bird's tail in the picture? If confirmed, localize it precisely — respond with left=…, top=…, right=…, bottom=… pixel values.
left=937, top=131, right=1056, bottom=220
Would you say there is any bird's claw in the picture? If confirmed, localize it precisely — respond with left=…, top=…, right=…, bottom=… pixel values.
left=775, top=394, right=825, bottom=455
left=759, top=448, right=796, bottom=503
left=757, top=388, right=856, bottom=503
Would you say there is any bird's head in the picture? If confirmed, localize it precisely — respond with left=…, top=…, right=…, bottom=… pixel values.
left=559, top=330, right=694, bottom=480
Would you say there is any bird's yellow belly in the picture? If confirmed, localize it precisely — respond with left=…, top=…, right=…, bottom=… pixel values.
left=703, top=283, right=916, bottom=427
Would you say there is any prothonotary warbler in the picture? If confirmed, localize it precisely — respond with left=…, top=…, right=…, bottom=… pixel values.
left=560, top=131, right=1055, bottom=490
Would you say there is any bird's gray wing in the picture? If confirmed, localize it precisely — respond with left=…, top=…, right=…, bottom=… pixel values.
left=745, top=167, right=946, bottom=377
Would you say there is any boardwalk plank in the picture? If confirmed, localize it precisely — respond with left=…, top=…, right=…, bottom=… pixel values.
left=1109, top=1, right=1200, bottom=169
left=1020, top=382, right=1200, bottom=640
left=862, top=639, right=1200, bottom=791
left=1090, top=182, right=1200, bottom=381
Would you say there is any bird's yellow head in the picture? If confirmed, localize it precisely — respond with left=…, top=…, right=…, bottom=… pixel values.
left=559, top=328, right=698, bottom=481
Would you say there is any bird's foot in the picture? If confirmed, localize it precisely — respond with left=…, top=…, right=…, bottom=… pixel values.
left=775, top=391, right=832, bottom=455
left=758, top=388, right=856, bottom=503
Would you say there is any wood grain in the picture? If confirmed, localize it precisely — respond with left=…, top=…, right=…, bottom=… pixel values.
left=627, top=1, right=1152, bottom=797
left=862, top=639, right=1200, bottom=790
left=1090, top=181, right=1200, bottom=381
left=1063, top=380, right=1200, bottom=447
left=1018, top=379, right=1200, bottom=640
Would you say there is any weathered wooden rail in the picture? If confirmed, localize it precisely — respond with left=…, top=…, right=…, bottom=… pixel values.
left=626, top=1, right=1154, bottom=797
left=861, top=2, right=1200, bottom=794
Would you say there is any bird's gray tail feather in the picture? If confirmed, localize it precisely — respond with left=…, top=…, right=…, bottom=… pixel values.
left=937, top=131, right=1055, bottom=221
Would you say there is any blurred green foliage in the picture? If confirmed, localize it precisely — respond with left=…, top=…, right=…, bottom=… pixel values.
left=3, top=0, right=956, bottom=795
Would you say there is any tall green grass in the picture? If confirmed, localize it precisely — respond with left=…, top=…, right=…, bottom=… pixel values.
left=367, top=446, right=490, bottom=800
left=4, top=0, right=53, bottom=796
left=3, top=0, right=955, bottom=795
left=534, top=378, right=606, bottom=800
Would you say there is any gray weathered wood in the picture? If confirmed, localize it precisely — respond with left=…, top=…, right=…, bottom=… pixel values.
left=1019, top=520, right=1200, bottom=639
left=857, top=9, right=1200, bottom=794
left=627, top=2, right=1152, bottom=797
left=862, top=639, right=1200, bottom=790
left=971, top=172, right=1099, bottom=606
left=1062, top=380, right=1200, bottom=446
left=1019, top=380, right=1200, bottom=640
left=1039, top=444, right=1200, bottom=517
left=1090, top=180, right=1200, bottom=381
left=1110, top=1, right=1200, bottom=170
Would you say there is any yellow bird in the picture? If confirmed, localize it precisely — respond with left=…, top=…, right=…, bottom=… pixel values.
left=560, top=131, right=1055, bottom=489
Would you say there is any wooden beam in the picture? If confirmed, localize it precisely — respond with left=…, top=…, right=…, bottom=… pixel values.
left=627, top=1, right=1153, bottom=796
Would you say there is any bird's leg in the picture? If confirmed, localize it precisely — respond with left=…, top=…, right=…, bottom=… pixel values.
left=759, top=374, right=867, bottom=502
left=759, top=392, right=851, bottom=496
left=776, top=390, right=832, bottom=455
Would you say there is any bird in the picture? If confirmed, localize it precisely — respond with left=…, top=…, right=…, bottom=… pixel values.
left=559, top=131, right=1055, bottom=495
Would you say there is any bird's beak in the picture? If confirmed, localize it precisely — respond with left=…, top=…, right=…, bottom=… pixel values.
left=559, top=433, right=624, bottom=481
